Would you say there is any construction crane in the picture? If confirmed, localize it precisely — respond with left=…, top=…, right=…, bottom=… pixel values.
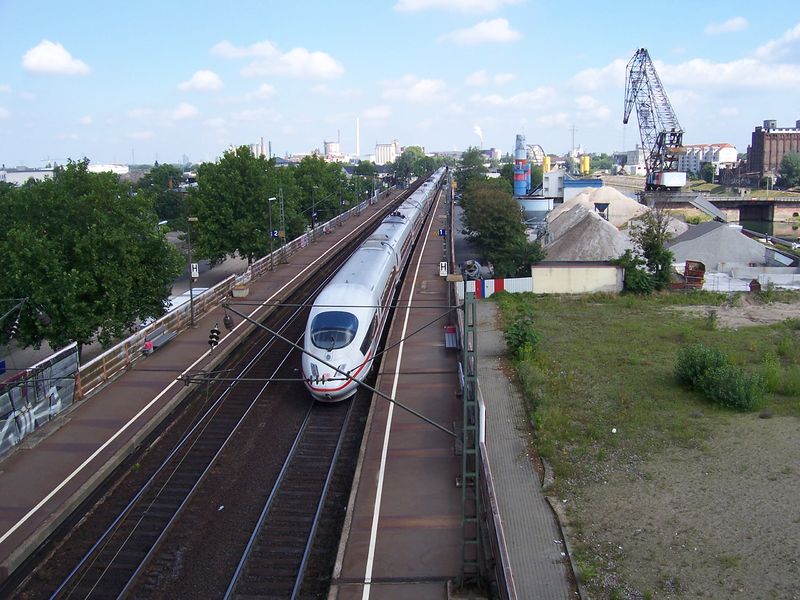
left=623, top=48, right=686, bottom=191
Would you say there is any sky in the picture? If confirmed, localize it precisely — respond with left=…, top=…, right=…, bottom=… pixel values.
left=2, top=0, right=800, bottom=167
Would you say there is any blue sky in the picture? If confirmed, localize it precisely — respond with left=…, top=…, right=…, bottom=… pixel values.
left=2, top=0, right=800, bottom=167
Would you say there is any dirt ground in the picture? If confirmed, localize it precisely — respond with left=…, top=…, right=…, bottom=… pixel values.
left=569, top=297, right=800, bottom=599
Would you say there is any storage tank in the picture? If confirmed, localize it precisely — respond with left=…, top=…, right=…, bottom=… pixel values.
left=513, top=134, right=528, bottom=196
left=543, top=155, right=551, bottom=173
left=580, top=154, right=591, bottom=175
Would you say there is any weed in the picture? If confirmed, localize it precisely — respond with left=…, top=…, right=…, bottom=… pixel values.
left=781, top=365, right=800, bottom=397
left=761, top=352, right=781, bottom=392
left=705, top=309, right=718, bottom=330
left=719, top=554, right=742, bottom=568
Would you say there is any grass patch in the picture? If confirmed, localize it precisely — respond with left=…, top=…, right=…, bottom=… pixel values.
left=495, top=292, right=800, bottom=485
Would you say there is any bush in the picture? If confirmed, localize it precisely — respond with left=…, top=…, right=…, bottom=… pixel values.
left=675, top=343, right=766, bottom=411
left=761, top=352, right=781, bottom=392
left=504, top=315, right=541, bottom=358
left=698, top=365, right=765, bottom=411
left=674, top=344, right=728, bottom=388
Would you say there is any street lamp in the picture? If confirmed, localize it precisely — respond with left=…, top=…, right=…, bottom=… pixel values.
left=268, top=196, right=276, bottom=271
left=187, top=217, right=198, bottom=327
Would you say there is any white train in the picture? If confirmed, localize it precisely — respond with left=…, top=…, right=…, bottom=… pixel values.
left=302, top=167, right=447, bottom=401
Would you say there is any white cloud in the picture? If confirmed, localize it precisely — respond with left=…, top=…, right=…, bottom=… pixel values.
left=659, top=57, right=800, bottom=90
left=0, top=84, right=10, bottom=94
left=465, top=70, right=516, bottom=86
left=179, top=70, right=223, bottom=92
left=244, top=83, right=276, bottom=100
left=363, top=105, right=392, bottom=120
left=21, top=40, right=90, bottom=76
left=755, top=23, right=800, bottom=62
left=704, top=16, right=748, bottom=35
left=394, top=0, right=520, bottom=12
left=439, top=18, right=520, bottom=44
left=536, top=112, right=569, bottom=127
left=570, top=58, right=627, bottom=91
left=720, top=106, right=739, bottom=117
left=575, top=95, right=611, bottom=121
left=167, top=103, right=199, bottom=120
left=79, top=115, right=92, bottom=126
left=211, top=40, right=279, bottom=58
left=382, top=75, right=447, bottom=103
left=127, top=107, right=154, bottom=119
left=214, top=40, right=344, bottom=80
left=469, top=86, right=558, bottom=108
left=127, top=130, right=154, bottom=140
left=0, top=106, right=9, bottom=119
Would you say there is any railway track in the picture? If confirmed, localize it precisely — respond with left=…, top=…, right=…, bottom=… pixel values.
left=8, top=182, right=430, bottom=600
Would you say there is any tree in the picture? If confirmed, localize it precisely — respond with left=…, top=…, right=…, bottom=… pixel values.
left=461, top=179, right=544, bottom=277
left=778, top=151, right=800, bottom=189
left=135, top=163, right=185, bottom=224
left=628, top=208, right=674, bottom=291
left=188, top=146, right=305, bottom=265
left=0, top=160, right=183, bottom=353
left=499, top=163, right=514, bottom=190
left=701, top=162, right=716, bottom=184
left=292, top=155, right=350, bottom=225
left=456, top=147, right=487, bottom=194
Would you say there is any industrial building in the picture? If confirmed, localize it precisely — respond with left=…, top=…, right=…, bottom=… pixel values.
left=747, top=119, right=800, bottom=179
left=374, top=139, right=400, bottom=166
left=677, top=143, right=738, bottom=175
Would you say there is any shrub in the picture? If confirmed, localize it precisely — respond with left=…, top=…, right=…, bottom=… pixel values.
left=504, top=315, right=541, bottom=358
left=697, top=365, right=765, bottom=411
left=674, top=343, right=728, bottom=389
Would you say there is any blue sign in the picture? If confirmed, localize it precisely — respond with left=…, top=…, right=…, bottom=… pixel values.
left=438, top=228, right=447, bottom=237
left=271, top=229, right=279, bottom=239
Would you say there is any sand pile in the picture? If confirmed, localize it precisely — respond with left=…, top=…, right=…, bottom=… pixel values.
left=549, top=187, right=649, bottom=228
left=545, top=209, right=632, bottom=261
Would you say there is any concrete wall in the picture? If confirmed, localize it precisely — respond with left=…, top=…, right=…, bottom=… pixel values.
left=531, top=264, right=624, bottom=294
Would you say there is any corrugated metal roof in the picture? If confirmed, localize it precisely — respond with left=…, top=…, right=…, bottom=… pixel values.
left=688, top=195, right=728, bottom=222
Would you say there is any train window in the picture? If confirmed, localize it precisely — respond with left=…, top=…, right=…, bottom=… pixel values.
left=360, top=312, right=378, bottom=355
left=310, top=311, right=359, bottom=350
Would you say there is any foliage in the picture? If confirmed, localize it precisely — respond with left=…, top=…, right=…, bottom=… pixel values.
left=353, top=160, right=377, bottom=177
left=674, top=343, right=728, bottom=388
left=590, top=153, right=614, bottom=172
left=135, top=163, right=185, bottom=224
left=613, top=250, right=655, bottom=294
left=499, top=163, right=514, bottom=189
left=778, top=151, right=800, bottom=188
left=675, top=343, right=765, bottom=411
left=460, top=178, right=543, bottom=276
left=0, top=160, right=183, bottom=352
left=701, top=162, right=716, bottom=184
left=188, top=146, right=305, bottom=265
left=388, top=146, right=440, bottom=184
left=504, top=314, right=541, bottom=359
left=628, top=208, right=674, bottom=290
left=530, top=164, right=543, bottom=189
left=456, top=147, right=487, bottom=193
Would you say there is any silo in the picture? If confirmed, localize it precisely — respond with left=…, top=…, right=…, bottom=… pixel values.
left=580, top=154, right=591, bottom=175
left=513, top=134, right=527, bottom=196
left=543, top=155, right=551, bottom=173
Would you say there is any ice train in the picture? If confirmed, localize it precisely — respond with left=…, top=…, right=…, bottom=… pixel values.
left=302, top=168, right=447, bottom=401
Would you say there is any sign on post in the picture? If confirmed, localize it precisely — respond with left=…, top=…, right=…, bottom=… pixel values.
left=191, top=263, right=199, bottom=279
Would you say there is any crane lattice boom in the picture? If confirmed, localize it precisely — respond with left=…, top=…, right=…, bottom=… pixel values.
left=623, top=48, right=685, bottom=190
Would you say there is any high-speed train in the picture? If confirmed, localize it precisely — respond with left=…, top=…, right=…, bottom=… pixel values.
left=302, top=167, right=447, bottom=401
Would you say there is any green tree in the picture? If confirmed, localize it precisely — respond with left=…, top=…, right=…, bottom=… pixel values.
left=461, top=179, right=544, bottom=277
left=354, top=160, right=377, bottom=177
left=456, top=147, right=487, bottom=194
left=0, top=160, right=183, bottom=353
left=531, top=164, right=543, bottom=189
left=189, top=146, right=297, bottom=265
left=292, top=155, right=350, bottom=226
left=778, top=151, right=800, bottom=188
left=701, top=162, right=716, bottom=184
left=499, top=163, right=514, bottom=190
left=135, top=163, right=185, bottom=224
left=628, top=208, right=674, bottom=291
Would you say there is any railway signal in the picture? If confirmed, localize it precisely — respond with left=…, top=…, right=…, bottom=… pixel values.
left=209, top=324, right=220, bottom=348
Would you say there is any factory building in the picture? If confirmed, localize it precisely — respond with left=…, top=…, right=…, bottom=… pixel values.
left=375, top=139, right=400, bottom=166
left=747, top=119, right=800, bottom=179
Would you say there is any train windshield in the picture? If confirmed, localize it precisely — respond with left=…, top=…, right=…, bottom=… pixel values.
left=310, top=311, right=359, bottom=350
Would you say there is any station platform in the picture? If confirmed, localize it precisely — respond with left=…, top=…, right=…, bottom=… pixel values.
left=0, top=192, right=400, bottom=586
left=329, top=190, right=575, bottom=598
